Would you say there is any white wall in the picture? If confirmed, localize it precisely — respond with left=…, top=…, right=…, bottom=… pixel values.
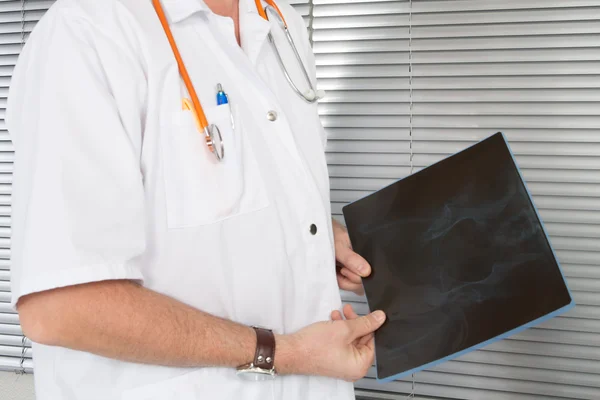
left=0, top=372, right=34, bottom=400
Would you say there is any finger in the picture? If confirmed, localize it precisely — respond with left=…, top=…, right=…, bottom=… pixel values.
left=336, top=274, right=361, bottom=290
left=342, top=303, right=359, bottom=320
left=346, top=311, right=386, bottom=339
left=342, top=305, right=373, bottom=345
left=336, top=246, right=371, bottom=278
left=331, top=310, right=343, bottom=321
left=340, top=268, right=362, bottom=284
left=336, top=274, right=364, bottom=293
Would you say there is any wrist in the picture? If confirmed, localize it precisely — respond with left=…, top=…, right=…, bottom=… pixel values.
left=236, top=327, right=278, bottom=380
left=274, top=333, right=302, bottom=375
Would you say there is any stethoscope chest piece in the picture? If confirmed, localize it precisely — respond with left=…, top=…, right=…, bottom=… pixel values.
left=205, top=124, right=225, bottom=161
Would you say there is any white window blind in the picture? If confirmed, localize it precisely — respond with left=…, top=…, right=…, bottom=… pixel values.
left=298, top=0, right=600, bottom=399
left=1, top=4, right=598, bottom=400
left=0, top=0, right=53, bottom=374
left=288, top=0, right=311, bottom=28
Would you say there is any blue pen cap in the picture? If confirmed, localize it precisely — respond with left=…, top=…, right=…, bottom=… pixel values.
left=216, top=83, right=228, bottom=105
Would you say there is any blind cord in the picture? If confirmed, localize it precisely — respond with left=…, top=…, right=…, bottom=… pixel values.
left=17, top=0, right=29, bottom=375
left=406, top=0, right=416, bottom=397
left=307, top=0, right=315, bottom=47
left=21, top=0, right=26, bottom=46
left=408, top=0, right=414, bottom=177
left=16, top=336, right=27, bottom=375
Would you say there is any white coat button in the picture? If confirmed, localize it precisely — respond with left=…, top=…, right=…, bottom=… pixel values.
left=267, top=111, right=278, bottom=121
left=310, top=224, right=317, bottom=235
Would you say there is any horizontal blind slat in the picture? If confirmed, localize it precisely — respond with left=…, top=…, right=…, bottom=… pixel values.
left=0, top=356, right=33, bottom=373
left=428, top=360, right=600, bottom=388
left=356, top=377, right=573, bottom=400
left=0, top=345, right=31, bottom=358
left=0, top=334, right=30, bottom=347
left=0, top=313, right=19, bottom=325
left=363, top=367, right=600, bottom=400
left=0, top=323, right=21, bottom=335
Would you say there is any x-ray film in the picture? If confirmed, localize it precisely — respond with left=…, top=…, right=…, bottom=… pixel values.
left=342, top=132, right=574, bottom=382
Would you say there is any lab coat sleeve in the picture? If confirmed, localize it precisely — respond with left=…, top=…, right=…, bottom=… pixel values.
left=6, top=8, right=147, bottom=309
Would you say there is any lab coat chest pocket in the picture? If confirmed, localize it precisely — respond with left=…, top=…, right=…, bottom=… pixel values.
left=160, top=103, right=269, bottom=228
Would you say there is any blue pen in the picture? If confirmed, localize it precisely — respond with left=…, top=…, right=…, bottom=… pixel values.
left=216, top=83, right=235, bottom=131
left=216, top=83, right=228, bottom=105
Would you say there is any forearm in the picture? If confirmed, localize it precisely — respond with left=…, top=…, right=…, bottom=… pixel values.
left=18, top=280, right=293, bottom=370
left=17, top=279, right=385, bottom=381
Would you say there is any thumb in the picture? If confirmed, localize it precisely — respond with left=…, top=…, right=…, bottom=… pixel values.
left=346, top=310, right=386, bottom=339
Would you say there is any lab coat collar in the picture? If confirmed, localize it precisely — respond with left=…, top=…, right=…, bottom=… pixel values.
left=160, top=0, right=263, bottom=24
left=160, top=0, right=273, bottom=64
left=159, top=0, right=210, bottom=24
left=240, top=0, right=272, bottom=65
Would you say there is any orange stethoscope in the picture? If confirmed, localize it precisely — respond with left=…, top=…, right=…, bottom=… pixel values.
left=152, top=0, right=322, bottom=162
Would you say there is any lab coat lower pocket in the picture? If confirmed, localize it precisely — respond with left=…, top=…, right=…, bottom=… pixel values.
left=161, top=103, right=269, bottom=228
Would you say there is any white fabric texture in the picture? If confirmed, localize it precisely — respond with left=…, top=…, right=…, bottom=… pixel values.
left=6, top=0, right=352, bottom=398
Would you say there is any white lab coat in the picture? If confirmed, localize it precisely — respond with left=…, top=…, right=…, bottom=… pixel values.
left=6, top=0, right=354, bottom=398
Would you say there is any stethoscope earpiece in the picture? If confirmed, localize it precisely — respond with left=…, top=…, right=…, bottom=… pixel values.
left=302, top=89, right=326, bottom=102
left=303, top=90, right=316, bottom=102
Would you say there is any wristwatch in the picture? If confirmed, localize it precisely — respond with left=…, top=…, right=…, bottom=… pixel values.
left=236, top=327, right=277, bottom=381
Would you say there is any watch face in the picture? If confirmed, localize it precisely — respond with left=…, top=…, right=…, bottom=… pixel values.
left=236, top=366, right=276, bottom=381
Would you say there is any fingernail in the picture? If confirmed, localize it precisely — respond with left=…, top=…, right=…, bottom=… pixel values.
left=357, top=264, right=367, bottom=274
left=373, top=311, right=385, bottom=323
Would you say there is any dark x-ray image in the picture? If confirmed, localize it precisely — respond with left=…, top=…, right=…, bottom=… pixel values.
left=343, top=132, right=573, bottom=381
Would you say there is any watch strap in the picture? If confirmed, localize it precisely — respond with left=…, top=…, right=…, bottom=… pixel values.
left=253, top=327, right=275, bottom=370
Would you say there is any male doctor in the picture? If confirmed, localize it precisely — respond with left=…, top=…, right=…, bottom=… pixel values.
left=6, top=0, right=386, bottom=399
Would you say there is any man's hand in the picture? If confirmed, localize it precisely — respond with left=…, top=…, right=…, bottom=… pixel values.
left=332, top=219, right=371, bottom=295
left=276, top=307, right=385, bottom=381
left=331, top=303, right=374, bottom=347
